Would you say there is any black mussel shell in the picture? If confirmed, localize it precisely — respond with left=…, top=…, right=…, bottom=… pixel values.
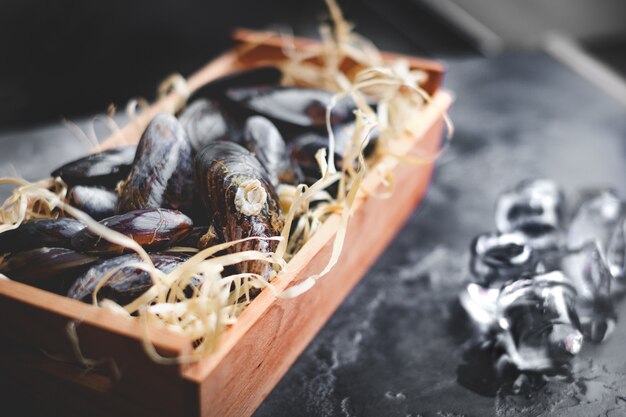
left=0, top=247, right=98, bottom=293
left=0, top=218, right=85, bottom=254
left=67, top=253, right=197, bottom=305
left=175, top=225, right=220, bottom=250
left=116, top=113, right=196, bottom=215
left=51, top=145, right=136, bottom=187
left=194, top=141, right=283, bottom=277
left=191, top=66, right=282, bottom=100
left=242, top=116, right=297, bottom=186
left=225, top=86, right=357, bottom=133
left=71, top=208, right=193, bottom=254
left=179, top=99, right=241, bottom=151
left=290, top=123, right=378, bottom=185
left=69, top=186, right=117, bottom=220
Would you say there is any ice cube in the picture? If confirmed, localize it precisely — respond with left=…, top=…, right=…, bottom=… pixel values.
left=562, top=244, right=616, bottom=343
left=567, top=190, right=622, bottom=253
left=494, top=271, right=582, bottom=372
left=470, top=232, right=535, bottom=287
left=459, top=282, right=501, bottom=331
left=607, top=218, right=626, bottom=285
left=495, top=179, right=564, bottom=251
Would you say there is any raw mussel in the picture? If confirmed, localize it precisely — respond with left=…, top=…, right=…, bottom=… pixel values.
left=179, top=99, right=240, bottom=151
left=0, top=218, right=85, bottom=254
left=67, top=253, right=197, bottom=305
left=290, top=123, right=377, bottom=185
left=242, top=116, right=297, bottom=187
left=71, top=208, right=193, bottom=254
left=51, top=145, right=136, bottom=187
left=225, top=86, right=357, bottom=134
left=194, top=141, right=283, bottom=277
left=116, top=113, right=195, bottom=215
left=176, top=225, right=220, bottom=250
left=0, top=247, right=98, bottom=293
left=68, top=186, right=117, bottom=220
left=191, top=66, right=282, bottom=101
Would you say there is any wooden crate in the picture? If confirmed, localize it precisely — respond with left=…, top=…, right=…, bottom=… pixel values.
left=0, top=29, right=451, bottom=417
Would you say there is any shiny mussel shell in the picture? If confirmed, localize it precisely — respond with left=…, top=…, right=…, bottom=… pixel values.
left=71, top=208, right=193, bottom=254
left=194, top=141, right=283, bottom=277
left=116, top=113, right=195, bottom=214
left=242, top=116, right=297, bottom=187
left=67, top=253, right=197, bottom=305
left=51, top=145, right=136, bottom=187
left=68, top=186, right=117, bottom=220
left=0, top=218, right=85, bottom=254
left=0, top=247, right=98, bottom=293
left=225, top=86, right=357, bottom=133
left=179, top=99, right=240, bottom=151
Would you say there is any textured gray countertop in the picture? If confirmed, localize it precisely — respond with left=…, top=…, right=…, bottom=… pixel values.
left=1, top=51, right=626, bottom=417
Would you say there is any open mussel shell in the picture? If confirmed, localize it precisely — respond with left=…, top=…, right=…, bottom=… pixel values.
left=242, top=116, right=297, bottom=187
left=190, top=66, right=282, bottom=101
left=194, top=141, right=283, bottom=277
left=67, top=253, right=197, bottom=305
left=0, top=218, right=85, bottom=254
left=0, top=247, right=98, bottom=293
left=71, top=208, right=193, bottom=254
left=51, top=145, right=136, bottom=187
left=225, top=86, right=357, bottom=134
left=68, top=186, right=117, bottom=220
left=116, top=113, right=196, bottom=215
left=179, top=99, right=241, bottom=151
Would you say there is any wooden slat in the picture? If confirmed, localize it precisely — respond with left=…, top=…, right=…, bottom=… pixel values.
left=0, top=280, right=194, bottom=417
left=232, top=28, right=445, bottom=96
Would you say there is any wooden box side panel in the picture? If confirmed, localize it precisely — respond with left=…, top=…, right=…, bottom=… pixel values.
left=189, top=97, right=449, bottom=417
left=0, top=281, right=195, bottom=417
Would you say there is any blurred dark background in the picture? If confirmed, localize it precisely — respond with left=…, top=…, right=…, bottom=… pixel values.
left=1, top=0, right=625, bottom=129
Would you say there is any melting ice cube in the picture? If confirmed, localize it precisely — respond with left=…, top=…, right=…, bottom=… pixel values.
left=567, top=190, right=623, bottom=253
left=607, top=218, right=626, bottom=287
left=562, top=244, right=616, bottom=343
left=495, top=179, right=564, bottom=251
left=470, top=232, right=535, bottom=287
left=459, top=282, right=501, bottom=331
left=494, top=271, right=583, bottom=373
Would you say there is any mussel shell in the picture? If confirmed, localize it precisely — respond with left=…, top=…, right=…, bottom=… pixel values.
left=69, top=186, right=117, bottom=220
left=289, top=123, right=378, bottom=185
left=190, top=66, right=282, bottom=100
left=242, top=116, right=297, bottom=186
left=179, top=99, right=241, bottom=151
left=71, top=208, right=193, bottom=254
left=194, top=141, right=283, bottom=277
left=51, top=145, right=136, bottom=187
left=225, top=86, right=357, bottom=133
left=0, top=218, right=85, bottom=254
left=175, top=225, right=220, bottom=250
left=116, top=113, right=196, bottom=215
left=0, top=247, right=98, bottom=293
left=67, top=253, right=196, bottom=305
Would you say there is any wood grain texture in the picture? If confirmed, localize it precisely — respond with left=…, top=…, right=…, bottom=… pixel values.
left=0, top=30, right=449, bottom=417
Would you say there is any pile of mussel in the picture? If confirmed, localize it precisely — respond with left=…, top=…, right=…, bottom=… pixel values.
left=0, top=66, right=372, bottom=306
left=458, top=179, right=626, bottom=394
